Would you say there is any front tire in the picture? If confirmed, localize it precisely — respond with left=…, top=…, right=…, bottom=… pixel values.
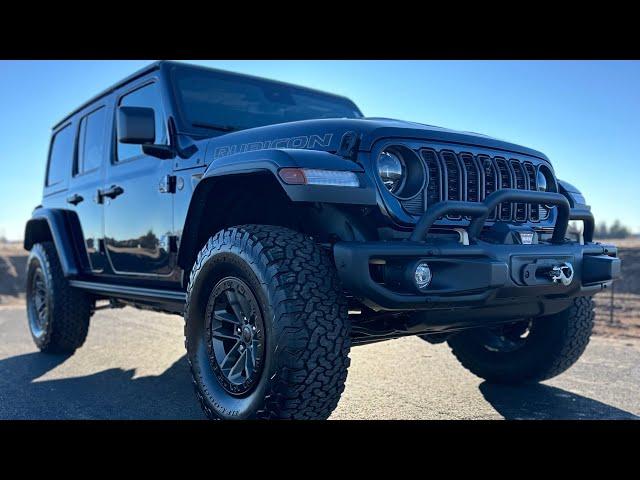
left=184, top=225, right=351, bottom=419
left=26, top=242, right=92, bottom=353
left=447, top=296, right=594, bottom=384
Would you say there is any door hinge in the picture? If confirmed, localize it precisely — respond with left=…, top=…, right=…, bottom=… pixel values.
left=159, top=235, right=178, bottom=253
left=169, top=235, right=178, bottom=253
left=159, top=174, right=177, bottom=194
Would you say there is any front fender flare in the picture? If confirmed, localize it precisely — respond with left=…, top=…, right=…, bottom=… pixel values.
left=558, top=179, right=587, bottom=208
left=201, top=148, right=377, bottom=205
left=176, top=149, right=377, bottom=274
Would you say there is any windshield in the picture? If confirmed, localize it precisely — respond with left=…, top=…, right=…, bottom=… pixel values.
left=171, top=66, right=363, bottom=133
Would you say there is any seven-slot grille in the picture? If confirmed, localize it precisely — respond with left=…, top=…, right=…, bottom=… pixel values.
left=510, top=160, right=528, bottom=221
left=479, top=155, right=498, bottom=220
left=402, top=148, right=549, bottom=223
left=494, top=157, right=513, bottom=220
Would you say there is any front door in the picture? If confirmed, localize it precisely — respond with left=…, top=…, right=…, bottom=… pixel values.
left=103, top=81, right=175, bottom=277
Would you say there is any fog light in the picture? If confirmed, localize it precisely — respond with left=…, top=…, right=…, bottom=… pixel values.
left=414, top=262, right=432, bottom=289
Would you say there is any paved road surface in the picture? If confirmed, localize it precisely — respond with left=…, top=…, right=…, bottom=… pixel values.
left=0, top=305, right=638, bottom=420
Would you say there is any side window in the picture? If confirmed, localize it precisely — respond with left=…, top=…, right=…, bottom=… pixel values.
left=46, top=124, right=74, bottom=188
left=76, top=107, right=107, bottom=175
left=117, top=82, right=167, bottom=162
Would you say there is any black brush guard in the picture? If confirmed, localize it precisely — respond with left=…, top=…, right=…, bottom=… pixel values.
left=334, top=190, right=619, bottom=312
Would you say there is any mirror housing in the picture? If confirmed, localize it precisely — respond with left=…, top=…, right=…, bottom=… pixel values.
left=142, top=144, right=175, bottom=160
left=118, top=106, right=156, bottom=144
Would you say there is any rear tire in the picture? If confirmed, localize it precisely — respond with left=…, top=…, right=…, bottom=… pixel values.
left=447, top=296, right=594, bottom=384
left=184, top=225, right=351, bottom=419
left=26, top=242, right=92, bottom=353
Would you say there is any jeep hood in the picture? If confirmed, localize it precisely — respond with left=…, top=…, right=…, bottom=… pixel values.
left=203, top=117, right=549, bottom=161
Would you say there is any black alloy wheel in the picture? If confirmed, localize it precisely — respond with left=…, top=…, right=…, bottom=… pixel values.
left=205, top=277, right=265, bottom=396
left=27, top=267, right=49, bottom=338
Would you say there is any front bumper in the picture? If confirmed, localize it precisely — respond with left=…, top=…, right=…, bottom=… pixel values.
left=333, top=189, right=620, bottom=312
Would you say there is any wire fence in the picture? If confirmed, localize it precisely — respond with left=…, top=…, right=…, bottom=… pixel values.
left=591, top=243, right=639, bottom=336
left=595, top=281, right=618, bottom=325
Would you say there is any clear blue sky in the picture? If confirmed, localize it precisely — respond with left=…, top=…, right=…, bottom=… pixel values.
left=1, top=60, right=638, bottom=240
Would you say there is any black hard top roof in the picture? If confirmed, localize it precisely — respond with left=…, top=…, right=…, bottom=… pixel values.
left=53, top=60, right=360, bottom=130
left=53, top=61, right=165, bottom=130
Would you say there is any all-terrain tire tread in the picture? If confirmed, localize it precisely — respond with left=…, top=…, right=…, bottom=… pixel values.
left=28, top=242, right=92, bottom=353
left=537, top=296, right=594, bottom=379
left=448, top=296, right=594, bottom=384
left=185, top=225, right=350, bottom=419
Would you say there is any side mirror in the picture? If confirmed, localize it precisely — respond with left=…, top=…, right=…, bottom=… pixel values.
left=117, top=106, right=156, bottom=144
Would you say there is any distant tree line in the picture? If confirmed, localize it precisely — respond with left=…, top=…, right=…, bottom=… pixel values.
left=594, top=220, right=633, bottom=239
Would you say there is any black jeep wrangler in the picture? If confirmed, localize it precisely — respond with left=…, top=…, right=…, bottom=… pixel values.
left=24, top=61, right=621, bottom=419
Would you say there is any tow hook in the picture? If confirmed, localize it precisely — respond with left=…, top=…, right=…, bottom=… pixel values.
left=549, top=262, right=574, bottom=286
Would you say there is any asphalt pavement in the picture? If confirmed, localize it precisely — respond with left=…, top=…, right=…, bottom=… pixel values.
left=0, top=305, right=638, bottom=420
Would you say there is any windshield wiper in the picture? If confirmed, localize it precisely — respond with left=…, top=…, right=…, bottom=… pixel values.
left=192, top=122, right=240, bottom=133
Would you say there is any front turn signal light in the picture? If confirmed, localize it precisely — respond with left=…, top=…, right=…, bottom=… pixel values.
left=279, top=168, right=359, bottom=187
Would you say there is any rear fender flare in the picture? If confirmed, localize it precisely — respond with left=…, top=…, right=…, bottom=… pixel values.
left=23, top=208, right=85, bottom=277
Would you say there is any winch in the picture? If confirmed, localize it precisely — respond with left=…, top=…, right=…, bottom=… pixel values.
left=549, top=262, right=574, bottom=286
left=516, top=257, right=576, bottom=287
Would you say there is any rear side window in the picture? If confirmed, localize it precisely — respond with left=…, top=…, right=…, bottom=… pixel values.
left=117, top=82, right=167, bottom=162
left=46, top=124, right=74, bottom=187
left=76, top=107, right=107, bottom=175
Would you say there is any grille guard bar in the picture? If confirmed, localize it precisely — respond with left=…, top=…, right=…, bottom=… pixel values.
left=567, top=207, right=595, bottom=243
left=409, top=189, right=593, bottom=244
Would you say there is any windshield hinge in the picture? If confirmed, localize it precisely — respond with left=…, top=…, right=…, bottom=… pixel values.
left=336, top=131, right=361, bottom=160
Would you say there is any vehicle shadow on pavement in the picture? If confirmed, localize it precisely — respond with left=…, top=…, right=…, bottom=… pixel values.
left=0, top=352, right=205, bottom=419
left=479, top=381, right=639, bottom=420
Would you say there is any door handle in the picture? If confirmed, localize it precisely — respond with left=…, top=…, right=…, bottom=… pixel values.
left=96, top=185, right=124, bottom=203
left=66, top=193, right=84, bottom=205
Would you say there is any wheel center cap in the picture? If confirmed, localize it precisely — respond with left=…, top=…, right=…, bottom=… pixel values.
left=242, top=326, right=253, bottom=343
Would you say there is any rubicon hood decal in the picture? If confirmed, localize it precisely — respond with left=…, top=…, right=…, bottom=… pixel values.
left=213, top=133, right=334, bottom=159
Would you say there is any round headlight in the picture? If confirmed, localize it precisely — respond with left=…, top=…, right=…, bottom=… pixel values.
left=378, top=151, right=405, bottom=193
left=536, top=169, right=548, bottom=192
left=537, top=165, right=558, bottom=209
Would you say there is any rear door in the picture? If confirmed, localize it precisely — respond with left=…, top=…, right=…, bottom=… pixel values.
left=102, top=80, right=175, bottom=277
left=67, top=104, right=109, bottom=273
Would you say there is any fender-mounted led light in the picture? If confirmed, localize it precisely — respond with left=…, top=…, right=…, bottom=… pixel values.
left=279, top=168, right=359, bottom=187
